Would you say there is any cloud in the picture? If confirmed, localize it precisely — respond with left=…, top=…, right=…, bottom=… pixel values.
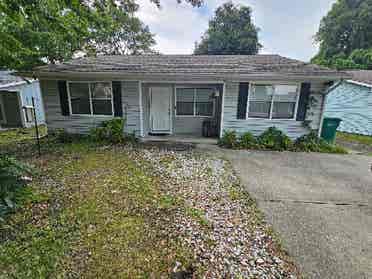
left=136, top=0, right=336, bottom=61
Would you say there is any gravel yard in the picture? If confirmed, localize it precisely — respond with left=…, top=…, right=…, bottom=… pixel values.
left=134, top=146, right=298, bottom=278
left=0, top=136, right=299, bottom=278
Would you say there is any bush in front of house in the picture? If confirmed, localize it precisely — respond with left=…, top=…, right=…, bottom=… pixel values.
left=292, top=131, right=347, bottom=154
left=0, top=155, right=32, bottom=218
left=239, top=132, right=258, bottom=149
left=217, top=130, right=239, bottom=148
left=90, top=118, right=138, bottom=144
left=257, top=127, right=292, bottom=151
left=218, top=127, right=347, bottom=154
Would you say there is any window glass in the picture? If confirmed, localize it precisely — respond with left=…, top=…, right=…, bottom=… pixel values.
left=272, top=85, right=298, bottom=119
left=69, top=83, right=91, bottom=115
left=195, top=88, right=214, bottom=116
left=176, top=88, right=194, bottom=116
left=91, top=82, right=112, bottom=99
left=248, top=85, right=273, bottom=118
left=25, top=107, right=35, bottom=122
left=91, top=82, right=112, bottom=115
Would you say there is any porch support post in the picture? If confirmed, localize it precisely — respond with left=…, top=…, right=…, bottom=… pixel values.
left=139, top=81, right=144, bottom=137
left=219, top=82, right=226, bottom=138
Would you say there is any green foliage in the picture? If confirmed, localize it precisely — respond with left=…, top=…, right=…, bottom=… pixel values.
left=0, top=156, right=32, bottom=217
left=219, top=128, right=347, bottom=154
left=218, top=130, right=239, bottom=148
left=0, top=0, right=155, bottom=70
left=312, top=0, right=372, bottom=69
left=194, top=2, right=261, bottom=55
left=292, top=131, right=347, bottom=154
left=257, top=127, right=292, bottom=151
left=312, top=48, right=372, bottom=70
left=239, top=132, right=258, bottom=149
left=90, top=118, right=137, bottom=144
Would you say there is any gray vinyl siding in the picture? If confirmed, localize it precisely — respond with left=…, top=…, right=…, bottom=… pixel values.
left=40, top=80, right=141, bottom=135
left=222, top=81, right=326, bottom=139
left=122, top=81, right=141, bottom=136
left=325, top=82, right=372, bottom=136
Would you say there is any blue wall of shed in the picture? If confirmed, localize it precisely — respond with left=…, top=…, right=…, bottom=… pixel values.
left=324, top=82, right=372, bottom=136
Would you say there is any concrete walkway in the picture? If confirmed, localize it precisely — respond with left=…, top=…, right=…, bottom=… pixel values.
left=221, top=150, right=372, bottom=279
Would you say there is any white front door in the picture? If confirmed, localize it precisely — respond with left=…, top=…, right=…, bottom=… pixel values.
left=150, top=86, right=172, bottom=134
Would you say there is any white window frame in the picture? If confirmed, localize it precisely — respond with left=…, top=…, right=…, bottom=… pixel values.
left=67, top=81, right=114, bottom=117
left=175, top=86, right=215, bottom=118
left=246, top=82, right=301, bottom=120
left=23, top=105, right=35, bottom=123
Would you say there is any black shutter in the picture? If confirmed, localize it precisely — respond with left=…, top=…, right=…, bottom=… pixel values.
left=57, top=80, right=70, bottom=116
left=112, top=81, right=123, bottom=117
left=237, top=82, right=249, bottom=119
left=296, top=82, right=311, bottom=121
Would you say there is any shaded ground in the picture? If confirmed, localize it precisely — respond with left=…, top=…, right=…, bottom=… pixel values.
left=223, top=150, right=372, bottom=279
left=0, top=131, right=299, bottom=278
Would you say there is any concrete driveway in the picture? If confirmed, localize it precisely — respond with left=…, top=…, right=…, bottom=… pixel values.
left=223, top=150, right=372, bottom=279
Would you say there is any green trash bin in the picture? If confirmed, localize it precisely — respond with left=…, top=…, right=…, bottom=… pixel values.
left=321, top=117, right=342, bottom=143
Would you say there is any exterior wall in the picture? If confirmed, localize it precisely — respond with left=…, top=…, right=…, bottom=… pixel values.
left=325, top=82, right=372, bottom=136
left=19, top=81, right=46, bottom=127
left=39, top=80, right=141, bottom=136
left=0, top=81, right=45, bottom=128
left=142, top=83, right=219, bottom=136
left=222, top=81, right=327, bottom=139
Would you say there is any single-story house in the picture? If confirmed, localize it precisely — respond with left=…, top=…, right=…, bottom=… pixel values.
left=0, top=70, right=45, bottom=129
left=325, top=70, right=372, bottom=136
left=25, top=55, right=347, bottom=140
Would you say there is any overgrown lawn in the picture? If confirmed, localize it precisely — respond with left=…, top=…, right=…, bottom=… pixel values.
left=0, top=142, right=195, bottom=278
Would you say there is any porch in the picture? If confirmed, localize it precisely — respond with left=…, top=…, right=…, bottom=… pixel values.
left=141, top=134, right=218, bottom=145
left=139, top=82, right=223, bottom=138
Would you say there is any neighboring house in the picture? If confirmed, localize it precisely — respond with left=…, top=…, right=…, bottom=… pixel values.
left=0, top=70, right=45, bottom=129
left=26, top=55, right=346, bottom=139
left=325, top=70, right=372, bottom=136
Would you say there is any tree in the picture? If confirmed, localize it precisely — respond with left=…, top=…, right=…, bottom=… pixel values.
left=0, top=0, right=156, bottom=70
left=312, top=0, right=372, bottom=69
left=0, top=0, right=204, bottom=71
left=194, top=2, right=261, bottom=55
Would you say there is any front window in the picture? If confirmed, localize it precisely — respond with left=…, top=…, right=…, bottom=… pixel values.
left=24, top=107, right=35, bottom=123
left=176, top=88, right=214, bottom=117
left=68, top=82, right=113, bottom=116
left=248, top=84, right=299, bottom=119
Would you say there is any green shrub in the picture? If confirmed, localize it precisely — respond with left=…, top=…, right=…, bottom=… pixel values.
left=52, top=129, right=79, bottom=143
left=239, top=132, right=258, bottom=149
left=0, top=156, right=32, bottom=218
left=90, top=118, right=127, bottom=144
left=257, top=127, right=292, bottom=151
left=292, top=131, right=347, bottom=154
left=218, top=130, right=239, bottom=148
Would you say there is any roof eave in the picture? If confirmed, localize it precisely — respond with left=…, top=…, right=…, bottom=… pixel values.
left=31, top=71, right=347, bottom=82
left=346, top=79, right=372, bottom=89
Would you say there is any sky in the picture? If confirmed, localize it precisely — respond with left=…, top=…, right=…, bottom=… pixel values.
left=136, top=0, right=336, bottom=62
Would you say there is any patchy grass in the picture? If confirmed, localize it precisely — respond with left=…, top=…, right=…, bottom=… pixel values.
left=0, top=130, right=299, bottom=277
left=0, top=142, right=195, bottom=278
left=0, top=125, right=47, bottom=145
left=336, top=132, right=372, bottom=155
left=337, top=132, right=372, bottom=146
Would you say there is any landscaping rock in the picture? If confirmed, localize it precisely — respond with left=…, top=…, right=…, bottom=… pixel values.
left=128, top=146, right=298, bottom=278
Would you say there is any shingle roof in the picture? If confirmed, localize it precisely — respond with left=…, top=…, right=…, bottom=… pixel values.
left=33, top=54, right=346, bottom=78
left=347, top=70, right=372, bottom=86
left=0, top=70, right=27, bottom=87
